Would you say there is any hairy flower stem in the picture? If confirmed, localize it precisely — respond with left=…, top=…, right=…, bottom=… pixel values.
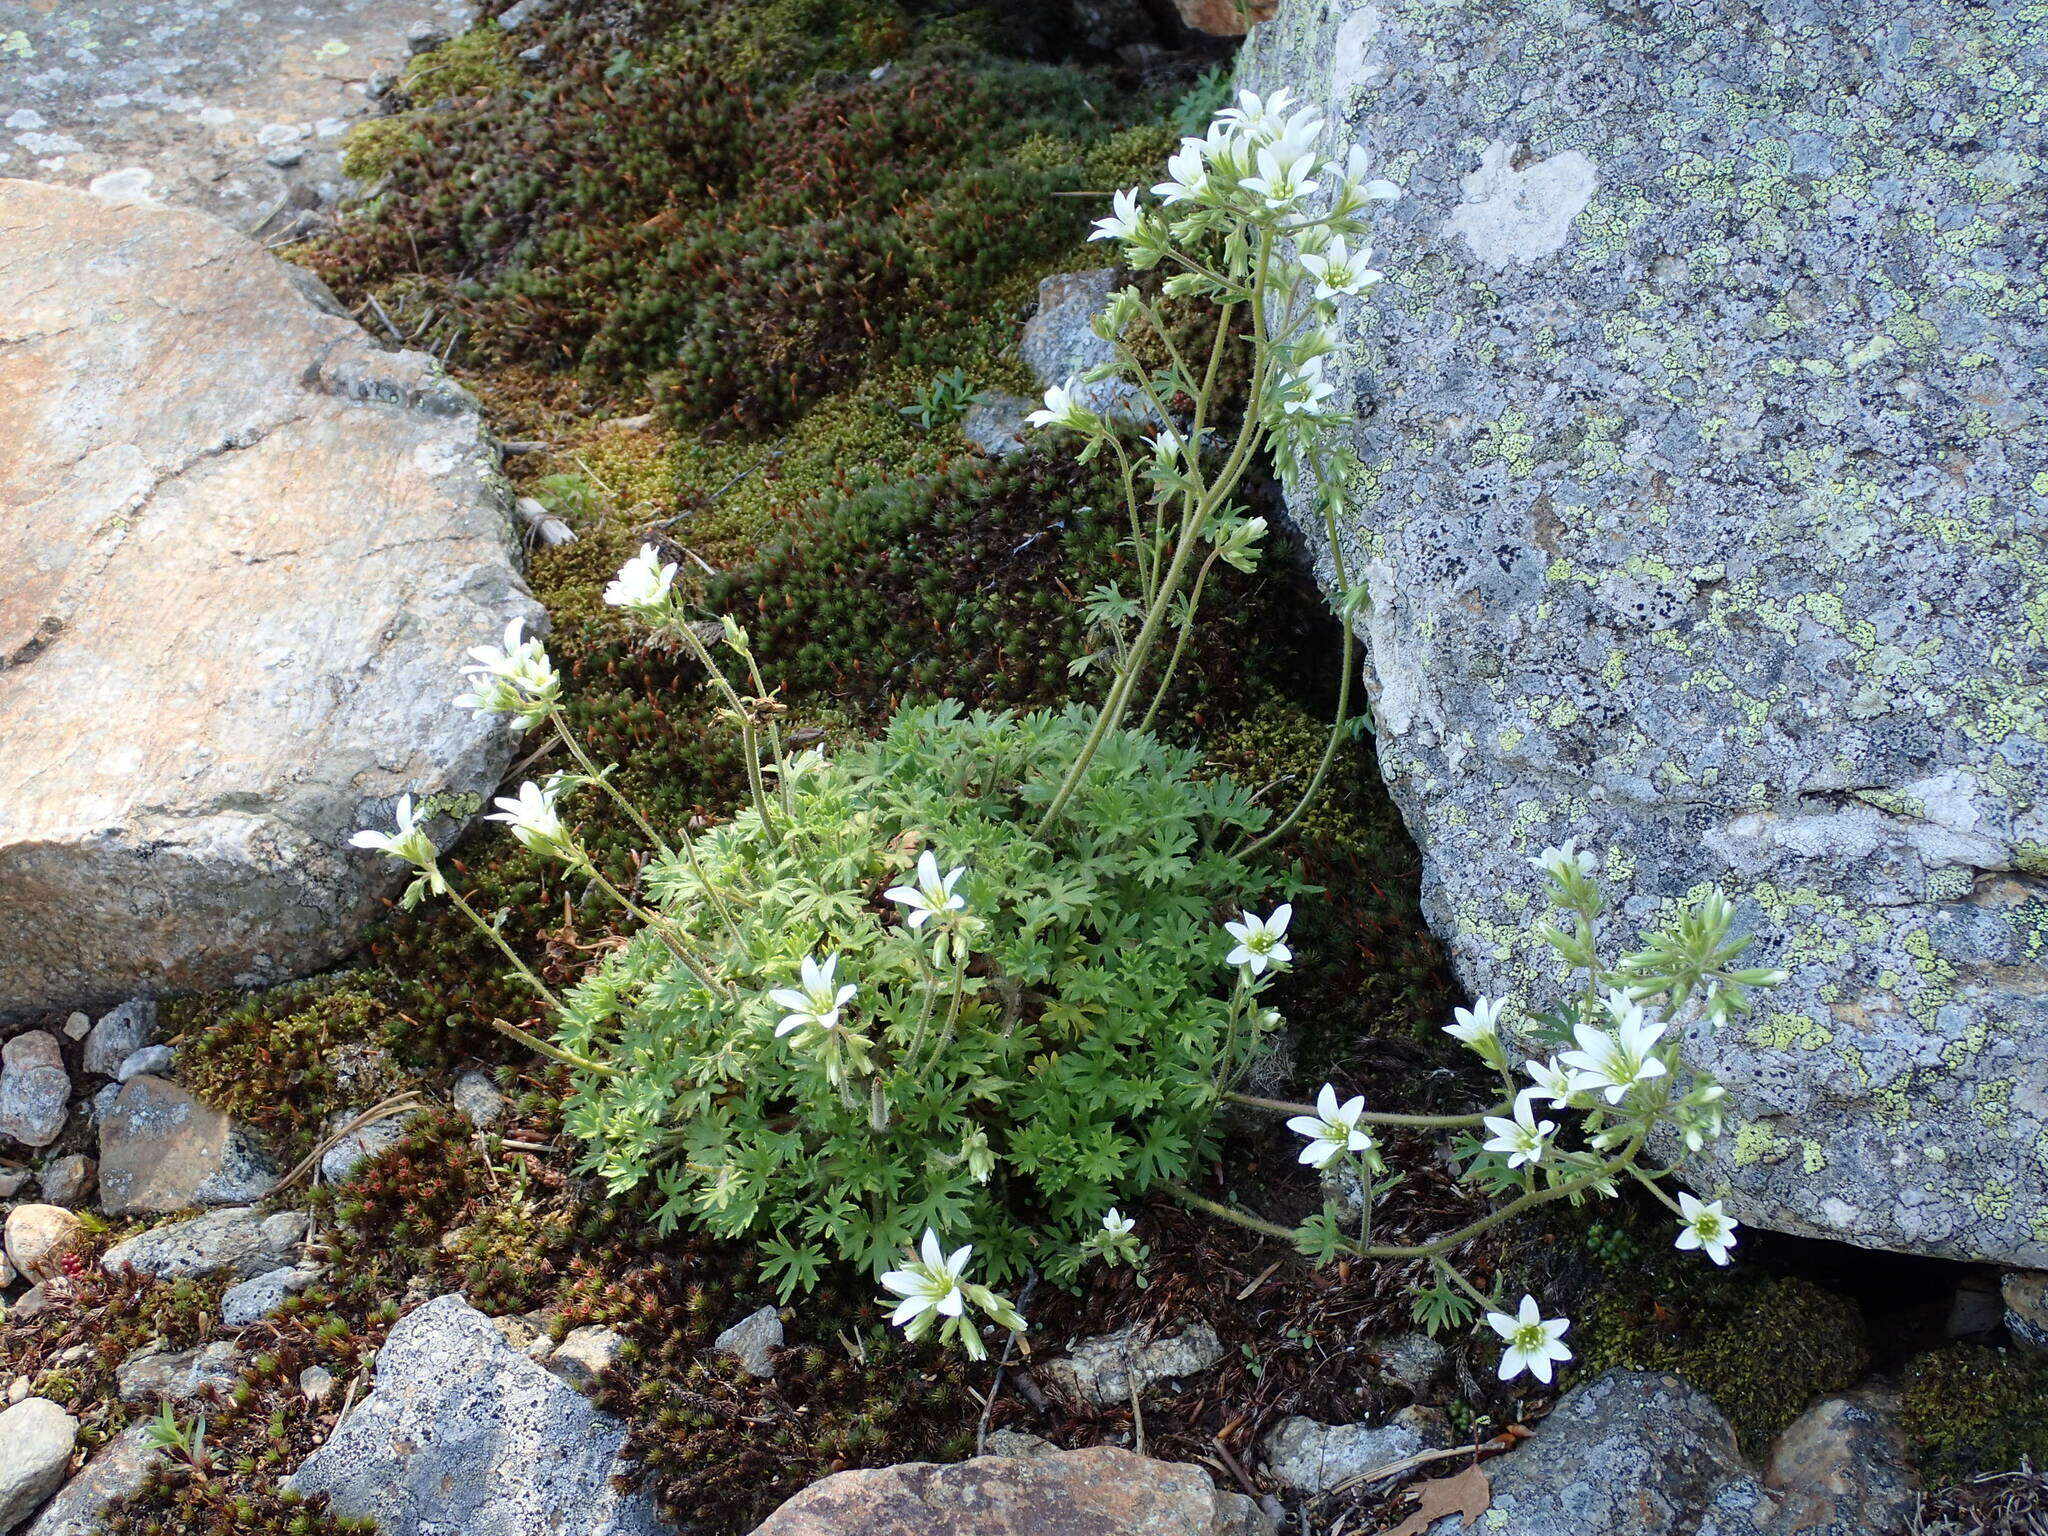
left=574, top=856, right=732, bottom=1000
left=1138, top=547, right=1223, bottom=736
left=444, top=891, right=617, bottom=1078
left=1165, top=1142, right=1637, bottom=1263
left=1222, top=1089, right=1486, bottom=1130
left=548, top=708, right=671, bottom=855
left=1033, top=234, right=1278, bottom=838
left=660, top=618, right=775, bottom=827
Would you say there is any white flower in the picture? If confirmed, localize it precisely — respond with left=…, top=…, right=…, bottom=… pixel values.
left=769, top=954, right=858, bottom=1038
left=880, top=1229, right=971, bottom=1328
left=1674, top=1192, right=1740, bottom=1265
left=1216, top=87, right=1296, bottom=137
left=1089, top=186, right=1145, bottom=243
left=1241, top=144, right=1319, bottom=212
left=1101, top=1208, right=1135, bottom=1237
left=1151, top=138, right=1211, bottom=205
left=1224, top=903, right=1293, bottom=975
left=1483, top=1094, right=1556, bottom=1170
left=1336, top=144, right=1403, bottom=204
left=1444, top=995, right=1506, bottom=1051
left=484, top=780, right=572, bottom=859
left=1558, top=991, right=1669, bottom=1104
left=1298, top=235, right=1383, bottom=299
left=602, top=543, right=678, bottom=616
left=884, top=850, right=967, bottom=929
left=1026, top=379, right=1093, bottom=431
left=350, top=794, right=435, bottom=868
left=1487, top=1295, right=1572, bottom=1384
left=1147, top=427, right=1186, bottom=465
left=1286, top=1083, right=1376, bottom=1169
left=1529, top=837, right=1599, bottom=883
left=1522, top=1056, right=1579, bottom=1110
left=1277, top=355, right=1338, bottom=417
left=455, top=617, right=560, bottom=732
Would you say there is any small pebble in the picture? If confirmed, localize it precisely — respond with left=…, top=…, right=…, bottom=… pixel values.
left=266, top=146, right=305, bottom=168
left=300, top=1365, right=336, bottom=1403
left=117, top=1044, right=174, bottom=1082
left=61, top=1012, right=90, bottom=1041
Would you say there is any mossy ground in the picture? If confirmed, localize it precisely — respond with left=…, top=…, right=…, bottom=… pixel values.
left=5, top=3, right=2002, bottom=1531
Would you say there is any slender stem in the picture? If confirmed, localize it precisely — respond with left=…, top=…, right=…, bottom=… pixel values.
left=677, top=824, right=744, bottom=948
left=549, top=708, right=669, bottom=855
left=1223, top=1090, right=1487, bottom=1130
left=488, top=1016, right=617, bottom=1078
left=1138, top=547, right=1221, bottom=736
left=448, top=888, right=564, bottom=1012
left=1106, top=435, right=1157, bottom=602
left=577, top=857, right=731, bottom=999
left=1629, top=1164, right=1687, bottom=1215
left=1238, top=468, right=1356, bottom=862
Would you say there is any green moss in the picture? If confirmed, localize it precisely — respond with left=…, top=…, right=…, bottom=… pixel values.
left=167, top=976, right=402, bottom=1165
left=340, top=116, right=427, bottom=181
left=1902, top=1345, right=2048, bottom=1482
left=1204, top=697, right=1455, bottom=1071
left=1573, top=1263, right=1867, bottom=1454
left=406, top=24, right=518, bottom=100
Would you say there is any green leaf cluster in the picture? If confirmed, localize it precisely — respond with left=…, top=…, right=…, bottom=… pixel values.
left=554, top=701, right=1289, bottom=1295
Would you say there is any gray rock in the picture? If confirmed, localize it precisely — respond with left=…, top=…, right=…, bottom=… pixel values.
left=59, top=1016, right=89, bottom=1043
left=404, top=20, right=451, bottom=53
left=1427, top=1371, right=1775, bottom=1536
left=0, top=179, right=542, bottom=1014
left=544, top=1325, right=623, bottom=1392
left=101, top=1206, right=305, bottom=1282
left=0, top=1166, right=30, bottom=1200
left=983, top=1431, right=1056, bottom=1458
left=115, top=1340, right=243, bottom=1404
left=22, top=1424, right=157, bottom=1536
left=1018, top=269, right=1146, bottom=423
left=263, top=145, right=305, bottom=169
left=285, top=1294, right=665, bottom=1536
left=959, top=394, right=1032, bottom=458
left=82, top=1001, right=156, bottom=1080
left=1262, top=1414, right=1427, bottom=1494
left=496, top=0, right=558, bottom=29
left=1041, top=1321, right=1225, bottom=1407
left=34, top=1157, right=93, bottom=1211
left=300, top=1366, right=336, bottom=1403
left=97, top=1077, right=276, bottom=1214
left=2002, top=1270, right=2048, bottom=1351
left=713, top=1306, right=783, bottom=1379
left=115, top=1047, right=174, bottom=1084
left=1242, top=0, right=2048, bottom=1267
left=0, top=1399, right=76, bottom=1536
left=452, top=1070, right=506, bottom=1128
left=1370, top=1333, right=1447, bottom=1395
left=87, top=1085, right=119, bottom=1126
left=220, top=1265, right=321, bottom=1328
left=8, top=1288, right=50, bottom=1322
left=0, top=1035, right=70, bottom=1149
left=319, top=1111, right=421, bottom=1184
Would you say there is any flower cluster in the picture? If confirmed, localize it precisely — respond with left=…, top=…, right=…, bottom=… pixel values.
left=1258, top=844, right=1778, bottom=1379
left=878, top=1229, right=1027, bottom=1362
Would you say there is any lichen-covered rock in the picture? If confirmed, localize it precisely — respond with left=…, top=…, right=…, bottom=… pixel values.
left=96, top=1077, right=275, bottom=1214
left=1762, top=1391, right=1918, bottom=1535
left=0, top=1035, right=70, bottom=1150
left=1262, top=1414, right=1426, bottom=1493
left=1019, top=268, right=1143, bottom=421
left=22, top=1424, right=157, bottom=1536
left=1040, top=1320, right=1225, bottom=1406
left=713, top=1306, right=784, bottom=1380
left=0, top=177, right=540, bottom=1014
left=114, top=1341, right=243, bottom=1404
left=284, top=1293, right=665, bottom=1536
left=81, top=1001, right=156, bottom=1080
left=750, top=1448, right=1273, bottom=1536
left=100, top=1206, right=305, bottom=1282
left=0, top=1399, right=75, bottom=1536
left=33, top=1156, right=93, bottom=1211
left=1242, top=0, right=2048, bottom=1265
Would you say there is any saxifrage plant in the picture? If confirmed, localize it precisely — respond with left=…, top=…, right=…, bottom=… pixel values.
left=352, top=86, right=1785, bottom=1376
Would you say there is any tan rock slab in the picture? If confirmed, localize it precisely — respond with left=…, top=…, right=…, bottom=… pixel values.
left=0, top=178, right=540, bottom=1012
left=748, top=1447, right=1271, bottom=1536
left=96, top=1077, right=275, bottom=1215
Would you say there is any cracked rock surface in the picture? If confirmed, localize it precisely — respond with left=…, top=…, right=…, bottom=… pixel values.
left=1242, top=0, right=2048, bottom=1265
left=0, top=177, right=540, bottom=1013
